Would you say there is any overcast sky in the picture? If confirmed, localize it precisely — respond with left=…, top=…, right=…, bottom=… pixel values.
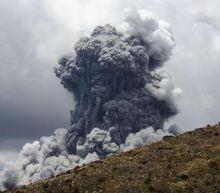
left=0, top=0, right=220, bottom=161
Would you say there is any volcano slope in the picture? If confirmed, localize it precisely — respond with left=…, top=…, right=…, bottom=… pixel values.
left=4, top=124, right=220, bottom=193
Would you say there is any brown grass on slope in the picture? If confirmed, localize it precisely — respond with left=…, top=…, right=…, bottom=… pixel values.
left=3, top=124, right=220, bottom=193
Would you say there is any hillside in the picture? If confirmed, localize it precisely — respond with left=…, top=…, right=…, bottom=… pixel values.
left=4, top=124, right=220, bottom=193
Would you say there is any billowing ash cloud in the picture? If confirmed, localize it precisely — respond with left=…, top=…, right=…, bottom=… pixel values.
left=0, top=9, right=181, bottom=191
left=120, top=8, right=175, bottom=70
left=54, top=9, right=179, bottom=155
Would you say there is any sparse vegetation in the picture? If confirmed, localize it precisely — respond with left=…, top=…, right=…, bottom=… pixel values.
left=3, top=124, right=220, bottom=193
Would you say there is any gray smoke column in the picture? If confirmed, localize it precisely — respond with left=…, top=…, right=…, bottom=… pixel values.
left=54, top=8, right=179, bottom=155
left=0, top=9, right=181, bottom=191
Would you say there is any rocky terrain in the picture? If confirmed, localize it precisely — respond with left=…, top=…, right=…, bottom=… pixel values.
left=3, top=124, right=220, bottom=193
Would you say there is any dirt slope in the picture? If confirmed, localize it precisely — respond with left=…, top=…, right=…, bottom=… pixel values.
left=4, top=124, right=220, bottom=193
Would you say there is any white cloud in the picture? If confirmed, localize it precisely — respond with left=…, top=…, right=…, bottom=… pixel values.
left=0, top=151, right=19, bottom=164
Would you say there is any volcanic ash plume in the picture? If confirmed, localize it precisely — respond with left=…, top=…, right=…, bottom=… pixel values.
left=54, top=9, right=179, bottom=155
left=0, top=9, right=181, bottom=191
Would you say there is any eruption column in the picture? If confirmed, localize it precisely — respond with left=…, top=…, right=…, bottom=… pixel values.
left=55, top=10, right=178, bottom=155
